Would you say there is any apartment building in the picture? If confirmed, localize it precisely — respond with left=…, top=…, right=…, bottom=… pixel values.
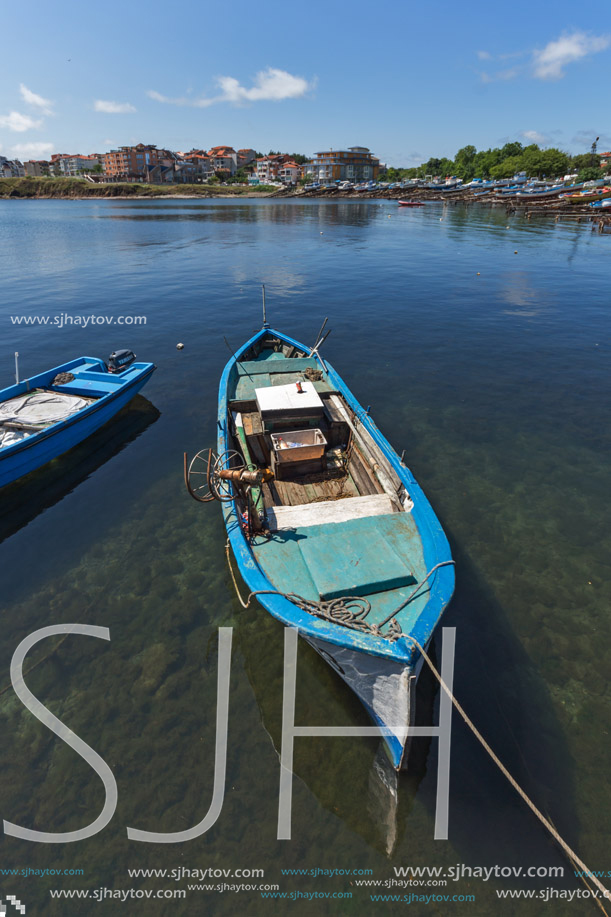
left=173, top=152, right=211, bottom=183
left=237, top=148, right=257, bottom=167
left=0, top=157, right=25, bottom=178
left=48, top=154, right=103, bottom=176
left=255, top=153, right=291, bottom=183
left=305, top=146, right=379, bottom=183
left=207, top=146, right=238, bottom=175
left=24, top=160, right=51, bottom=177
left=102, top=144, right=173, bottom=181
left=278, top=160, right=302, bottom=185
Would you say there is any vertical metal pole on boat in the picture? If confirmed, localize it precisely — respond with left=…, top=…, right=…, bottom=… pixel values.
left=262, top=284, right=269, bottom=328
left=15, top=352, right=19, bottom=384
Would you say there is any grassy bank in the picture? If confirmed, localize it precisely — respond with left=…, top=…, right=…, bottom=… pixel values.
left=0, top=178, right=279, bottom=199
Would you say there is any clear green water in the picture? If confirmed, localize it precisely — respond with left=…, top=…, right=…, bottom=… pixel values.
left=0, top=199, right=609, bottom=915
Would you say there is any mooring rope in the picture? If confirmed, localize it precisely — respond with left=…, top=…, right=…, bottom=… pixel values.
left=224, top=539, right=610, bottom=909
left=404, top=635, right=611, bottom=909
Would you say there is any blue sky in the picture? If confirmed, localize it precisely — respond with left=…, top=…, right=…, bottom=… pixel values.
left=1, top=0, right=609, bottom=166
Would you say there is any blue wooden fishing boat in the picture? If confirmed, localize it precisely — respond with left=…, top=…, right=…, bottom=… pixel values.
left=0, top=351, right=155, bottom=489
left=186, top=322, right=455, bottom=770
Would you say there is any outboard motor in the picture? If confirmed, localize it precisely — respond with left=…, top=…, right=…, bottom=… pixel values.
left=108, top=350, right=136, bottom=373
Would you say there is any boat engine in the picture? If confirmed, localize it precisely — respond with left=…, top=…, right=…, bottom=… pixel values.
left=108, top=350, right=136, bottom=373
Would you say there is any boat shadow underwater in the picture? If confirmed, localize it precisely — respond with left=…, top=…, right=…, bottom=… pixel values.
left=0, top=395, right=160, bottom=545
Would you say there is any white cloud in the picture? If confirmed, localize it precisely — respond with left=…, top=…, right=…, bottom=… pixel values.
left=478, top=33, right=608, bottom=83
left=10, top=141, right=54, bottom=159
left=521, top=130, right=547, bottom=144
left=147, top=90, right=171, bottom=103
left=94, top=100, right=136, bottom=113
left=148, top=67, right=313, bottom=108
left=480, top=66, right=519, bottom=83
left=0, top=111, right=42, bottom=132
left=216, top=68, right=311, bottom=103
left=19, top=84, right=53, bottom=115
left=533, top=31, right=609, bottom=80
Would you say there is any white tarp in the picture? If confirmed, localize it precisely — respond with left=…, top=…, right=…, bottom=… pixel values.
left=0, top=428, right=30, bottom=448
left=0, top=392, right=92, bottom=450
left=0, top=392, right=90, bottom=425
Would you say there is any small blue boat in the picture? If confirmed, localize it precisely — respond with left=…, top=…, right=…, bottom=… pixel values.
left=187, top=323, right=455, bottom=770
left=0, top=351, right=155, bottom=489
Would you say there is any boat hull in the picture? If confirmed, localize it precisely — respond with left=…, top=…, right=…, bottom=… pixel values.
left=217, top=327, right=454, bottom=770
left=303, top=634, right=426, bottom=770
left=0, top=361, right=155, bottom=489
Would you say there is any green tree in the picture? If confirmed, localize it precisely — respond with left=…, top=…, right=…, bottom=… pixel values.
left=500, top=141, right=523, bottom=159
left=538, top=148, right=570, bottom=178
left=489, top=155, right=523, bottom=179
left=571, top=152, right=600, bottom=172
left=577, top=167, right=602, bottom=182
left=454, top=145, right=477, bottom=180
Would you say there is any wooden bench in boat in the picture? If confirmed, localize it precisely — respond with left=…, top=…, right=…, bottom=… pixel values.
left=266, top=493, right=400, bottom=531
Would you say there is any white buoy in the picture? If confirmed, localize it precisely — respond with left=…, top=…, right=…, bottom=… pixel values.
left=176, top=343, right=184, bottom=350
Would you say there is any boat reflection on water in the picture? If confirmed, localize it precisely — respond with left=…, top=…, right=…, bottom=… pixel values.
left=0, top=395, right=160, bottom=544
left=235, top=596, right=440, bottom=857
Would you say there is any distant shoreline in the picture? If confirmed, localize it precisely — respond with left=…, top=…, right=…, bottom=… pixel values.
left=0, top=178, right=608, bottom=220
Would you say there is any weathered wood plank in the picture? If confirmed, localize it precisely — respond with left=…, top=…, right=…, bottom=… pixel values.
left=267, top=494, right=399, bottom=530
left=349, top=446, right=382, bottom=496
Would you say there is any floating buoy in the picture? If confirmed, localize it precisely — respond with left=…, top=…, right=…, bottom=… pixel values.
left=514, top=250, right=518, bottom=254
left=477, top=272, right=481, bottom=275
left=176, top=343, right=184, bottom=350
left=320, top=231, right=323, bottom=235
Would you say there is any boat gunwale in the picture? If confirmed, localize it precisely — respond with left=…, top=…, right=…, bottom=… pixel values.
left=218, top=326, right=455, bottom=665
left=0, top=357, right=156, bottom=461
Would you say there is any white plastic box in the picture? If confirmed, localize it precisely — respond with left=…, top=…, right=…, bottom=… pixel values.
left=270, top=428, right=327, bottom=465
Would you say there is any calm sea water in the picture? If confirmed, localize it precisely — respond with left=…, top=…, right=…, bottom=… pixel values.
left=0, top=199, right=609, bottom=916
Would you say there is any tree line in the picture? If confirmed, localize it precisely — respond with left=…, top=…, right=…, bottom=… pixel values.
left=382, top=143, right=604, bottom=183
